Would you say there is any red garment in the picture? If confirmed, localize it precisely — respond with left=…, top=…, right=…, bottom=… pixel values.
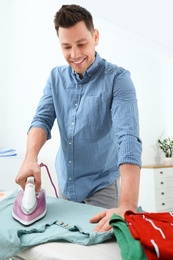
left=124, top=211, right=173, bottom=260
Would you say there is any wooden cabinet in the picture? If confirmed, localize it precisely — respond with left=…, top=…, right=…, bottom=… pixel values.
left=138, top=165, right=173, bottom=212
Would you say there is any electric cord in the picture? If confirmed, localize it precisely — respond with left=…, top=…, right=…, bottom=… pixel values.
left=39, top=162, right=59, bottom=198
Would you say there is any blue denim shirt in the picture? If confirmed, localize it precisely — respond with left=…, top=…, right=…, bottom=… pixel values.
left=30, top=52, right=142, bottom=202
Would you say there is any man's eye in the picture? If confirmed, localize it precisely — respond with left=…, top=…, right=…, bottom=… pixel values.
left=78, top=44, right=85, bottom=47
left=63, top=46, right=71, bottom=50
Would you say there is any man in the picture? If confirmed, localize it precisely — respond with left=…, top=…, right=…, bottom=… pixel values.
left=16, top=4, right=142, bottom=232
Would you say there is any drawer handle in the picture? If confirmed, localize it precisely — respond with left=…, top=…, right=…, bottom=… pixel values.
left=160, top=171, right=163, bottom=174
left=160, top=181, right=164, bottom=184
left=161, top=192, right=165, bottom=195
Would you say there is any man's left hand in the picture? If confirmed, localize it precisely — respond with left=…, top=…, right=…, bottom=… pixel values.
left=90, top=205, right=134, bottom=232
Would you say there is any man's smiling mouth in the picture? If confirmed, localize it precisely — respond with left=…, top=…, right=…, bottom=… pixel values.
left=73, top=58, right=85, bottom=64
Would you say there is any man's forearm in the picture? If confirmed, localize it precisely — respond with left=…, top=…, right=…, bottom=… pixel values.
left=24, top=127, right=47, bottom=162
left=118, top=164, right=140, bottom=210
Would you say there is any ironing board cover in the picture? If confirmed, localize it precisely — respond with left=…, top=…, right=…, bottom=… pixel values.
left=0, top=191, right=113, bottom=260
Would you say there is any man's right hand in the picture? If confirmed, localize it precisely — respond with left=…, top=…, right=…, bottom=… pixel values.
left=15, top=161, right=41, bottom=192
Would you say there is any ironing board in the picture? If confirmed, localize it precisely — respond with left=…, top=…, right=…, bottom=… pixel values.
left=14, top=239, right=121, bottom=260
left=0, top=191, right=121, bottom=260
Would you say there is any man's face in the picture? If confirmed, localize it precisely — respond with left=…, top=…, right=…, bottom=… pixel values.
left=58, top=21, right=99, bottom=76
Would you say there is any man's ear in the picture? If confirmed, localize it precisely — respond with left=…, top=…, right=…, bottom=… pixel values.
left=93, top=29, right=99, bottom=46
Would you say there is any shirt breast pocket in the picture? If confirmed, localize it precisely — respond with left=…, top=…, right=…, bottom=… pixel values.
left=85, top=96, right=100, bottom=126
left=79, top=96, right=112, bottom=138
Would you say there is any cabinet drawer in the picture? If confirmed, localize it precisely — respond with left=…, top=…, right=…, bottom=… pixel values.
left=156, top=199, right=173, bottom=212
left=154, top=168, right=173, bottom=179
left=155, top=188, right=173, bottom=200
left=155, top=178, right=173, bottom=189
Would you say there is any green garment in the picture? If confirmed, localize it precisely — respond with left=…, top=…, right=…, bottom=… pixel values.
left=110, top=214, right=147, bottom=260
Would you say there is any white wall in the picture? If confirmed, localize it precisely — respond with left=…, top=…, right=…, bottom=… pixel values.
left=0, top=0, right=173, bottom=192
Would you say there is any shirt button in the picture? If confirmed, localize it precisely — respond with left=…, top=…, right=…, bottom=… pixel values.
left=71, top=122, right=74, bottom=125
left=69, top=160, right=72, bottom=163
left=69, top=177, right=72, bottom=181
left=69, top=142, right=72, bottom=145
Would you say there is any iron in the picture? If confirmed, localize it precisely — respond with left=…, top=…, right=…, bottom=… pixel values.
left=12, top=176, right=47, bottom=225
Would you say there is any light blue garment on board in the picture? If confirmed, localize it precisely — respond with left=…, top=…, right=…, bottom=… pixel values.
left=0, top=191, right=113, bottom=260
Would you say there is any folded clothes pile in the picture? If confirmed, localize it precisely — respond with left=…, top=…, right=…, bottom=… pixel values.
left=110, top=210, right=173, bottom=260
left=0, top=148, right=17, bottom=157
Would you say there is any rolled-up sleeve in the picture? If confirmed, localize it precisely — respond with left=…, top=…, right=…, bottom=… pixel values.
left=28, top=75, right=56, bottom=140
left=111, top=68, right=142, bottom=167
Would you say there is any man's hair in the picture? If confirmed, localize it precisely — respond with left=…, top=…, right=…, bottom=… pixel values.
left=54, top=4, right=94, bottom=35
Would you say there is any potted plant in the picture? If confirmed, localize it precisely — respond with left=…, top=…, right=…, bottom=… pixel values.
left=158, top=137, right=173, bottom=165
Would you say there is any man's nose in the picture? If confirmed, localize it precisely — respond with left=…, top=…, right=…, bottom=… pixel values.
left=70, top=46, right=79, bottom=59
